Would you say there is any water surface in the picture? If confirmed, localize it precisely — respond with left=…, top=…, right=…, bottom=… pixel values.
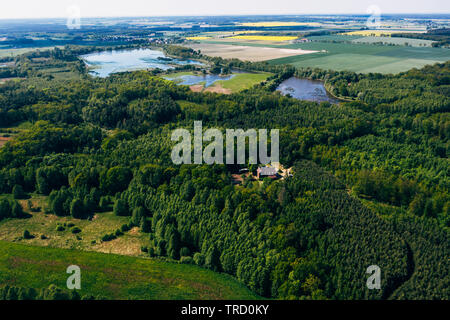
left=276, top=77, right=340, bottom=104
left=165, top=74, right=235, bottom=87
left=81, top=48, right=203, bottom=77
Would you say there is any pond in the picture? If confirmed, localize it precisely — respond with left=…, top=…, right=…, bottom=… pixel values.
left=164, top=73, right=235, bottom=88
left=276, top=77, right=340, bottom=104
left=81, top=48, right=203, bottom=78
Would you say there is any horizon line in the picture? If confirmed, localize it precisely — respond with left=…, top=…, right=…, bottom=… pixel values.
left=1, top=12, right=450, bottom=21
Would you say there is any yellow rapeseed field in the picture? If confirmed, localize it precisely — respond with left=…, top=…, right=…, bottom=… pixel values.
left=185, top=36, right=211, bottom=40
left=341, top=30, right=395, bottom=37
left=229, top=35, right=298, bottom=41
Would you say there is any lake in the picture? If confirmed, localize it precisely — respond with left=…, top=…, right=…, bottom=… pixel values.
left=164, top=73, right=235, bottom=87
left=81, top=48, right=203, bottom=78
left=276, top=77, right=340, bottom=104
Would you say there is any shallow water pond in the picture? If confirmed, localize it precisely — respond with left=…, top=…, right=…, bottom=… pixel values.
left=81, top=48, right=203, bottom=77
left=276, top=77, right=340, bottom=104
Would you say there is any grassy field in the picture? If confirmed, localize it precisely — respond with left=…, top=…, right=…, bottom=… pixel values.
left=0, top=241, right=260, bottom=299
left=163, top=71, right=271, bottom=93
left=267, top=42, right=450, bottom=73
left=213, top=72, right=271, bottom=91
left=0, top=194, right=261, bottom=299
left=0, top=195, right=149, bottom=256
left=163, top=71, right=198, bottom=82
left=193, top=38, right=450, bottom=74
left=307, top=35, right=435, bottom=47
left=0, top=46, right=61, bottom=58
left=272, top=53, right=440, bottom=73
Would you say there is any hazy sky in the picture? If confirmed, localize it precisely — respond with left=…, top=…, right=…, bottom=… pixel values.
left=0, top=0, right=448, bottom=19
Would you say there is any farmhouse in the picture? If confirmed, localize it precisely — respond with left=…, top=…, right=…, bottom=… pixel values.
left=257, top=166, right=278, bottom=180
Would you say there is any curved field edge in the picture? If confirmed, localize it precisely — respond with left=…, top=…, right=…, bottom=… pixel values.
left=0, top=241, right=261, bottom=300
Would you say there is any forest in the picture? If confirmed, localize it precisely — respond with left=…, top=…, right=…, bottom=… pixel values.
left=0, top=46, right=448, bottom=300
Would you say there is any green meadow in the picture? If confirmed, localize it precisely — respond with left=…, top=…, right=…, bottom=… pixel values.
left=199, top=39, right=450, bottom=74
left=214, top=72, right=271, bottom=91
left=307, top=35, right=435, bottom=47
left=268, top=42, right=450, bottom=73
left=0, top=241, right=261, bottom=300
left=0, top=46, right=61, bottom=58
left=163, top=71, right=271, bottom=92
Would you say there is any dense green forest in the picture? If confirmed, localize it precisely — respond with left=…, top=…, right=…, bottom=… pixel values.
left=0, top=46, right=448, bottom=299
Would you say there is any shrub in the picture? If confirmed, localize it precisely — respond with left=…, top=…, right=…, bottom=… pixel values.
left=11, top=201, right=26, bottom=219
left=56, top=225, right=65, bottom=232
left=101, top=234, right=116, bottom=242
left=99, top=196, right=111, bottom=212
left=23, top=230, right=33, bottom=239
left=180, top=247, right=190, bottom=257
left=156, top=239, right=166, bottom=256
left=12, top=185, right=26, bottom=199
left=0, top=198, right=11, bottom=220
left=113, top=199, right=129, bottom=216
left=193, top=253, right=205, bottom=266
left=140, top=218, right=151, bottom=233
left=131, top=207, right=146, bottom=226
left=70, top=198, right=85, bottom=219
left=180, top=256, right=194, bottom=264
left=205, top=245, right=221, bottom=272
left=120, top=224, right=130, bottom=232
left=114, top=229, right=123, bottom=237
left=71, top=227, right=82, bottom=234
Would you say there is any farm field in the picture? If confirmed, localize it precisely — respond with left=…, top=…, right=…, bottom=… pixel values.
left=190, top=38, right=450, bottom=73
left=0, top=241, right=260, bottom=300
left=238, top=21, right=322, bottom=27
left=351, top=36, right=435, bottom=47
left=341, top=30, right=427, bottom=36
left=238, top=41, right=449, bottom=74
left=228, top=35, right=298, bottom=42
left=274, top=53, right=440, bottom=73
left=307, top=35, right=435, bottom=47
left=0, top=77, right=24, bottom=84
left=187, top=43, right=318, bottom=61
left=185, top=36, right=211, bottom=40
left=0, top=46, right=61, bottom=58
